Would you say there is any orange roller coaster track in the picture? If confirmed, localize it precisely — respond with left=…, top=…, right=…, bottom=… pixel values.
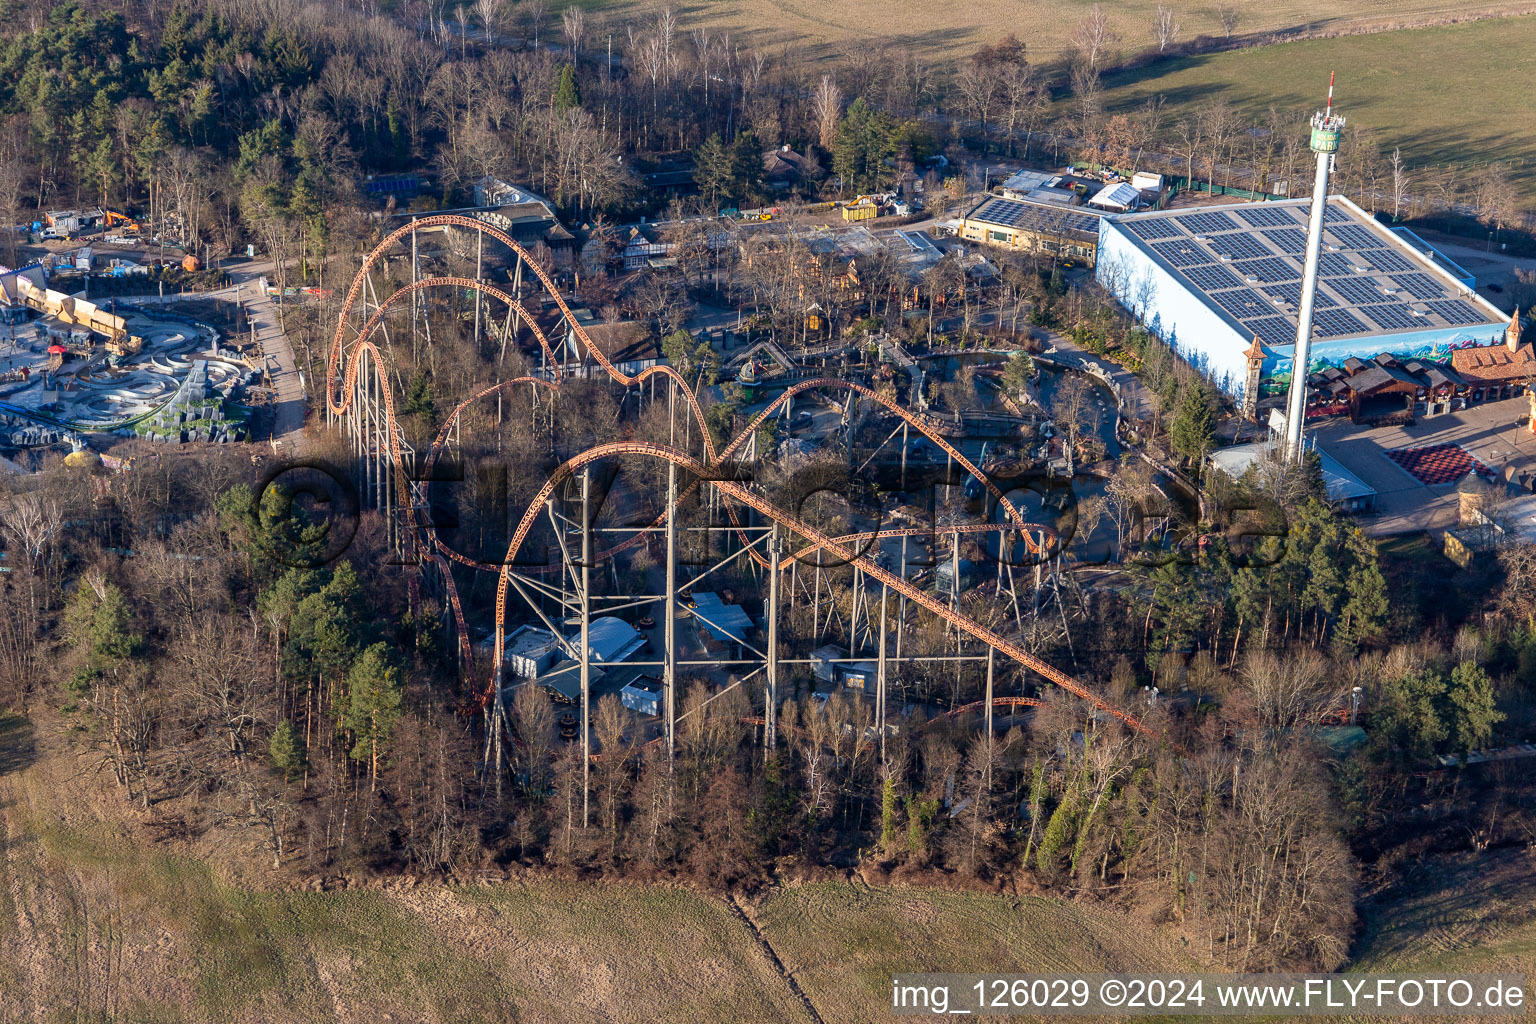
left=493, top=443, right=1155, bottom=737
left=325, top=215, right=1160, bottom=749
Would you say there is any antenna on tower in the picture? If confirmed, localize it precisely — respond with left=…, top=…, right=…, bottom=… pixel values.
left=1325, top=71, right=1334, bottom=118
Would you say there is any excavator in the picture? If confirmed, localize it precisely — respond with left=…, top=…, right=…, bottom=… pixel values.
left=102, top=210, right=141, bottom=236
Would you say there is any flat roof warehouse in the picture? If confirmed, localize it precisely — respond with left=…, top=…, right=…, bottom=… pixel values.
left=962, top=196, right=1104, bottom=244
left=1090, top=194, right=1512, bottom=399
left=1103, top=196, right=1504, bottom=350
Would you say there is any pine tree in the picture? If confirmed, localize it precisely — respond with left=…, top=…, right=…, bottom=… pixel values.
left=832, top=97, right=896, bottom=194
left=269, top=719, right=308, bottom=782
left=341, top=643, right=404, bottom=783
left=404, top=369, right=435, bottom=417
left=1000, top=351, right=1035, bottom=405
left=752, top=752, right=795, bottom=857
left=1035, top=794, right=1076, bottom=875
left=554, top=64, right=581, bottom=112
left=1376, top=668, right=1449, bottom=764
left=1169, top=380, right=1215, bottom=463
left=1449, top=660, right=1503, bottom=754
left=692, top=134, right=734, bottom=208
left=904, top=794, right=939, bottom=859
left=63, top=578, right=141, bottom=697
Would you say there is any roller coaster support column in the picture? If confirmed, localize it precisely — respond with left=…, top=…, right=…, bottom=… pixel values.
left=985, top=647, right=996, bottom=790
left=511, top=258, right=523, bottom=346
left=359, top=355, right=372, bottom=505
left=766, top=521, right=780, bottom=750
left=410, top=224, right=420, bottom=364
left=377, top=368, right=390, bottom=526
left=984, top=646, right=994, bottom=743
left=896, top=536, right=907, bottom=663
left=580, top=465, right=592, bottom=828
left=474, top=231, right=483, bottom=347
left=491, top=646, right=504, bottom=804
left=664, top=462, right=678, bottom=759
left=374, top=364, right=385, bottom=513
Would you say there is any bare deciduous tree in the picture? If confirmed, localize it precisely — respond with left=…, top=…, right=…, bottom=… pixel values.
left=811, top=75, right=842, bottom=154
left=1390, top=147, right=1410, bottom=221
left=1152, top=4, right=1180, bottom=52
left=474, top=0, right=503, bottom=38
left=1239, top=648, right=1346, bottom=728
left=1071, top=4, right=1119, bottom=71
left=523, top=0, right=549, bottom=48
left=560, top=5, right=584, bottom=55
left=1216, top=1, right=1240, bottom=40
left=0, top=491, right=63, bottom=577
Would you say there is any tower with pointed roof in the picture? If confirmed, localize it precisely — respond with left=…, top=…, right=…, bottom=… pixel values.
left=1508, top=307, right=1524, bottom=353
left=1242, top=335, right=1268, bottom=422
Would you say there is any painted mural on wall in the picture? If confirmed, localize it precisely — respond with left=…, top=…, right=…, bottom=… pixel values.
left=1256, top=326, right=1511, bottom=396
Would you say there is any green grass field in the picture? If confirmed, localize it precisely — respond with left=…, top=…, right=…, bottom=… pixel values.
left=1344, top=848, right=1536, bottom=1022
left=3, top=709, right=1532, bottom=1023
left=1351, top=849, right=1536, bottom=978
left=574, top=0, right=1529, bottom=62
left=1100, top=16, right=1536, bottom=198
left=2, top=815, right=814, bottom=1023
left=757, top=882, right=1198, bottom=1023
left=0, top=709, right=1188, bottom=1024
left=1, top=816, right=1200, bottom=1023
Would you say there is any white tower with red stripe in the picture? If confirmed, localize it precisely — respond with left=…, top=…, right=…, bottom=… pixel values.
left=1284, top=73, right=1345, bottom=460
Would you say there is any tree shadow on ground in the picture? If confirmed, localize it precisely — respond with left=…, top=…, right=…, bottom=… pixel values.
left=0, top=714, right=37, bottom=777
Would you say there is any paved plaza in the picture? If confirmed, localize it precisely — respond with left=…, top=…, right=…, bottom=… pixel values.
left=1309, top=396, right=1536, bottom=535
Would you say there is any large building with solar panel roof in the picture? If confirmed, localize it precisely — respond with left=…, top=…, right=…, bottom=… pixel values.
left=959, top=195, right=1105, bottom=265
left=1095, top=195, right=1511, bottom=402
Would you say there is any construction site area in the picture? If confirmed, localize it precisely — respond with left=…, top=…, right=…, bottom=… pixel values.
left=0, top=264, right=263, bottom=448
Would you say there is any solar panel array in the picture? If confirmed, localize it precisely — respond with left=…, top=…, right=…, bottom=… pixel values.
left=1359, top=304, right=1424, bottom=331
left=1263, top=283, right=1337, bottom=308
left=969, top=198, right=1101, bottom=236
left=1184, top=264, right=1243, bottom=292
left=1209, top=234, right=1275, bottom=261
left=1149, top=239, right=1207, bottom=267
left=1327, top=224, right=1381, bottom=250
left=1233, top=257, right=1294, bottom=284
left=1116, top=198, right=1502, bottom=344
left=1327, top=276, right=1387, bottom=306
left=1313, top=309, right=1370, bottom=337
left=1264, top=228, right=1308, bottom=254
left=1392, top=273, right=1443, bottom=301
left=1318, top=252, right=1358, bottom=277
left=1429, top=300, right=1489, bottom=326
left=1211, top=289, right=1272, bottom=319
left=1237, top=206, right=1299, bottom=228
left=1363, top=248, right=1415, bottom=274
left=1183, top=211, right=1241, bottom=235
left=1126, top=218, right=1182, bottom=241
left=1247, top=316, right=1296, bottom=347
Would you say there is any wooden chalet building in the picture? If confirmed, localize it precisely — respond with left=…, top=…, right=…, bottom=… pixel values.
left=1300, top=313, right=1530, bottom=426
left=1449, top=309, right=1532, bottom=403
